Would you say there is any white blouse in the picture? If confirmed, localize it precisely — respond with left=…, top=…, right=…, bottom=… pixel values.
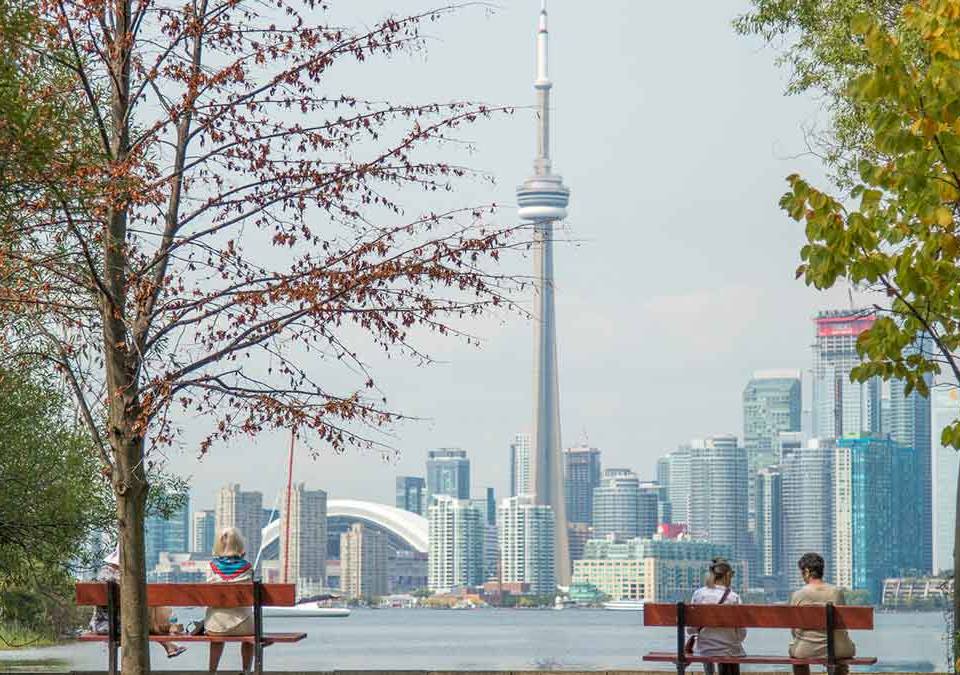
left=688, top=585, right=747, bottom=656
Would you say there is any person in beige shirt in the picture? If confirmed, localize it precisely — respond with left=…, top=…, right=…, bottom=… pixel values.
left=789, top=553, right=856, bottom=675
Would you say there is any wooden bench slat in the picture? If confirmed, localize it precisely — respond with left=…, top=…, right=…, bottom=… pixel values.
left=75, top=583, right=296, bottom=608
left=78, top=632, right=306, bottom=644
left=643, top=652, right=878, bottom=666
left=643, top=603, right=874, bottom=630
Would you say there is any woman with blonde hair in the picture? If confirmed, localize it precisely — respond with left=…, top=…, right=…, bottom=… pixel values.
left=205, top=527, right=255, bottom=672
left=687, top=557, right=745, bottom=675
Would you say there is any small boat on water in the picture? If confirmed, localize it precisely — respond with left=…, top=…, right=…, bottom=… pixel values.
left=602, top=600, right=644, bottom=611
left=263, top=601, right=351, bottom=618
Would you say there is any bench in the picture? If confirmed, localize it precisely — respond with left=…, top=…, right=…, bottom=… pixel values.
left=75, top=581, right=306, bottom=675
left=643, top=602, right=878, bottom=675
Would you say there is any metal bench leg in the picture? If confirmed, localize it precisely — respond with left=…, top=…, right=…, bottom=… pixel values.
left=825, top=602, right=836, bottom=675
left=254, top=580, right=264, bottom=675
left=107, top=581, right=119, bottom=675
left=676, top=601, right=687, bottom=675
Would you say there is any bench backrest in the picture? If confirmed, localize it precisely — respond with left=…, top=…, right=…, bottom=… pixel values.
left=643, top=603, right=874, bottom=630
left=76, top=583, right=296, bottom=608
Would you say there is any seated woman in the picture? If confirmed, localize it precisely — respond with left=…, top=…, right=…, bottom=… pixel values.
left=789, top=552, right=856, bottom=675
left=688, top=557, right=745, bottom=675
left=205, top=527, right=255, bottom=673
left=89, top=548, right=187, bottom=659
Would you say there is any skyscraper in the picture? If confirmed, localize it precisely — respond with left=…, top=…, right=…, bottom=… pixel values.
left=637, top=482, right=662, bottom=539
left=782, top=439, right=835, bottom=586
left=932, top=387, right=960, bottom=574
left=812, top=310, right=881, bottom=439
left=687, top=436, right=750, bottom=568
left=510, top=433, right=532, bottom=498
left=516, top=1, right=571, bottom=586
left=657, top=445, right=691, bottom=525
left=887, top=375, right=933, bottom=573
left=280, top=484, right=327, bottom=589
left=340, top=523, right=388, bottom=600
left=592, top=469, right=640, bottom=540
left=426, top=448, right=470, bottom=503
left=216, top=484, right=263, bottom=561
left=834, top=435, right=897, bottom=599
left=755, top=467, right=783, bottom=580
left=395, top=476, right=426, bottom=516
left=563, top=445, right=601, bottom=524
left=145, top=495, right=190, bottom=570
left=191, top=509, right=216, bottom=555
left=498, top=495, right=556, bottom=596
left=427, top=496, right=484, bottom=593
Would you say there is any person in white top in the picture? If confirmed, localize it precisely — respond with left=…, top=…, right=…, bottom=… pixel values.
left=687, top=558, right=745, bottom=675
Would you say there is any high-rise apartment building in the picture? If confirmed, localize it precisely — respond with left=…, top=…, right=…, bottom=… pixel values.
left=470, top=487, right=497, bottom=527
left=216, top=484, right=264, bottom=562
left=510, top=433, right=532, bottom=498
left=279, top=484, right=327, bottom=588
left=592, top=469, right=640, bottom=540
left=340, top=523, right=388, bottom=600
left=782, top=439, right=835, bottom=585
left=637, top=482, right=661, bottom=539
left=755, top=467, right=783, bottom=580
left=932, top=387, right=960, bottom=574
left=427, top=496, right=484, bottom=593
left=191, top=509, right=216, bottom=555
left=426, top=448, right=470, bottom=503
left=395, top=476, right=426, bottom=516
left=887, top=375, right=933, bottom=574
left=743, top=370, right=802, bottom=471
left=563, top=445, right=601, bottom=524
left=145, top=495, right=190, bottom=570
left=687, top=436, right=750, bottom=568
left=498, top=495, right=557, bottom=596
left=657, top=446, right=691, bottom=525
left=812, top=310, right=881, bottom=439
left=834, top=435, right=897, bottom=599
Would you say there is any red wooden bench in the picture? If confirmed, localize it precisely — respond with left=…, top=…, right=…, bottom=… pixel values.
left=643, top=602, right=878, bottom=675
left=75, top=582, right=306, bottom=675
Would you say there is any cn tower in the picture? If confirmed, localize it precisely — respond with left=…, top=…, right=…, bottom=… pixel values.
left=516, top=0, right=571, bottom=586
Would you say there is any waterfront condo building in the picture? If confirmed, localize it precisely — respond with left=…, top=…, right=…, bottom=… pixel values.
left=812, top=310, right=881, bottom=439
left=395, top=476, right=426, bottom=516
left=755, top=467, right=783, bottom=580
left=563, top=445, right=601, bottom=524
left=191, top=509, right=215, bottom=555
left=279, top=483, right=327, bottom=590
left=572, top=538, right=733, bottom=602
left=426, top=448, right=471, bottom=503
left=932, top=387, right=960, bottom=574
left=340, top=523, right=388, bottom=600
left=498, top=495, right=556, bottom=596
left=743, top=370, right=801, bottom=474
left=215, top=484, right=263, bottom=562
left=782, top=439, right=836, bottom=586
left=687, top=436, right=751, bottom=571
left=657, top=445, right=691, bottom=525
left=592, top=469, right=641, bottom=540
left=427, top=496, right=484, bottom=593
left=510, top=433, right=532, bottom=498
left=145, top=495, right=190, bottom=571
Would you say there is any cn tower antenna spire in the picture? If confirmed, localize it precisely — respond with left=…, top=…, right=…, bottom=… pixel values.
left=517, top=0, right=571, bottom=587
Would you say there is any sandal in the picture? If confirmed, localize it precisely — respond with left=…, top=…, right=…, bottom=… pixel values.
left=167, top=646, right=187, bottom=659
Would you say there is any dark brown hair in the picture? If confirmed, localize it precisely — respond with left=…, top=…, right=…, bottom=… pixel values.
left=798, top=552, right=825, bottom=580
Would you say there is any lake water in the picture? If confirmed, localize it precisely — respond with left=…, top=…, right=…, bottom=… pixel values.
left=0, top=609, right=949, bottom=672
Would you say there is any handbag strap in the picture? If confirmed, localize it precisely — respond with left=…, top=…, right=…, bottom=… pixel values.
left=719, top=587, right=731, bottom=605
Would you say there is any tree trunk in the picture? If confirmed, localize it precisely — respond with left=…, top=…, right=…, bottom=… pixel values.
left=116, top=437, right=150, bottom=675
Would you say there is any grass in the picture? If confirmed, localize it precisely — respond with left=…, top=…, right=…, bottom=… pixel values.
left=0, top=623, right=56, bottom=651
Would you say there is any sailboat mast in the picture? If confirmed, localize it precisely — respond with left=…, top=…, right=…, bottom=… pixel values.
left=282, top=430, right=295, bottom=584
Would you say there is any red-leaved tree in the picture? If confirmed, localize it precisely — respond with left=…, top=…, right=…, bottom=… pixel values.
left=1, top=1, right=523, bottom=671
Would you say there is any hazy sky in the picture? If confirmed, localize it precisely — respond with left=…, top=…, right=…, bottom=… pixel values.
left=169, top=0, right=856, bottom=513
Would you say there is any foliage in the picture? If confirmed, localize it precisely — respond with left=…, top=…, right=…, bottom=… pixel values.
left=734, top=0, right=910, bottom=183
left=775, top=0, right=960, bottom=666
left=0, top=0, right=526, bottom=671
